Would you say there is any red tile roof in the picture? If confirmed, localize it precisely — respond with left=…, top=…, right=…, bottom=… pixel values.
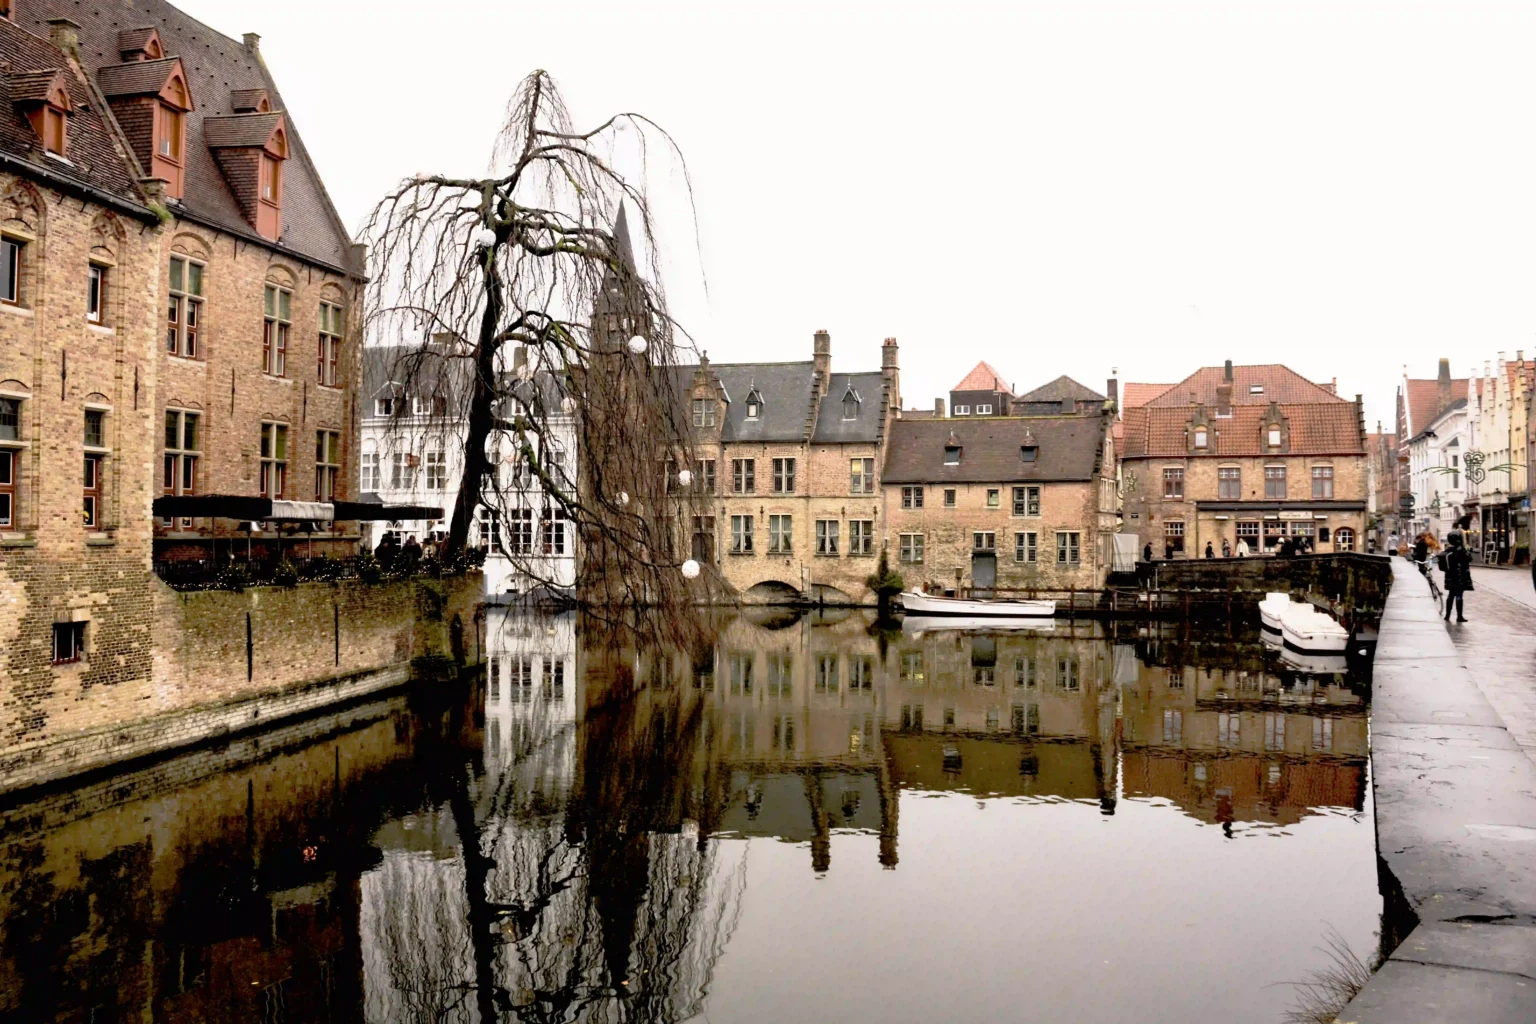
left=1121, top=403, right=1364, bottom=458
left=1121, top=382, right=1173, bottom=408
left=953, top=360, right=1013, bottom=394
left=1146, top=364, right=1345, bottom=408
left=1403, top=377, right=1468, bottom=435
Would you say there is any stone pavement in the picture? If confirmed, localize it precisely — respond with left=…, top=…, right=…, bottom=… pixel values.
left=1438, top=565, right=1536, bottom=761
left=1339, top=557, right=1536, bottom=1023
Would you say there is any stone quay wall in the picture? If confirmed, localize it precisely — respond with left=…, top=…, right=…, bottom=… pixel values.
left=1136, top=552, right=1393, bottom=631
left=0, top=572, right=481, bottom=796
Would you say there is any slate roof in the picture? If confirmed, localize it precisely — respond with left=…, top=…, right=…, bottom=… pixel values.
left=18, top=0, right=357, bottom=273
left=0, top=20, right=147, bottom=209
left=673, top=361, right=818, bottom=443
left=203, top=112, right=282, bottom=149
left=1146, top=364, right=1345, bottom=408
left=1121, top=382, right=1173, bottom=408
left=1014, top=375, right=1105, bottom=403
left=883, top=416, right=1104, bottom=484
left=952, top=360, right=1013, bottom=394
left=363, top=344, right=473, bottom=411
left=1121, top=404, right=1364, bottom=458
left=812, top=371, right=884, bottom=443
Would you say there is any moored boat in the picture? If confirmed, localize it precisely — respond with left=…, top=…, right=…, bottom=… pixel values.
left=898, top=590, right=1057, bottom=618
left=1258, top=591, right=1292, bottom=634
left=1279, top=602, right=1349, bottom=655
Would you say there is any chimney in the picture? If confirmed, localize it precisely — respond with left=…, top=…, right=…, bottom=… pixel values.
left=1106, top=377, right=1118, bottom=405
left=1216, top=381, right=1232, bottom=417
left=1223, top=359, right=1233, bottom=382
left=881, top=337, right=900, bottom=412
left=512, top=345, right=529, bottom=376
left=48, top=19, right=81, bottom=59
left=813, top=330, right=831, bottom=395
left=243, top=33, right=262, bottom=53
left=1436, top=357, right=1451, bottom=412
left=934, top=397, right=945, bottom=418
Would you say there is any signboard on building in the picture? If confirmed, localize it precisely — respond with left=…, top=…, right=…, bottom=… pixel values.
left=1279, top=511, right=1315, bottom=521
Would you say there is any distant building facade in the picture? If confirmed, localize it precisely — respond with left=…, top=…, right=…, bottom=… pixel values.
left=1120, top=362, right=1367, bottom=557
left=881, top=409, right=1117, bottom=593
left=675, top=332, right=899, bottom=602
left=948, top=360, right=1014, bottom=417
left=1395, top=359, right=1470, bottom=546
left=1466, top=353, right=1534, bottom=563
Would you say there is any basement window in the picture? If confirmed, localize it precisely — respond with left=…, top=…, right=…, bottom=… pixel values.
left=52, top=621, right=86, bottom=664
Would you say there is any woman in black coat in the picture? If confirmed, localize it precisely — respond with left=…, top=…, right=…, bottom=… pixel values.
left=1443, top=531, right=1473, bottom=623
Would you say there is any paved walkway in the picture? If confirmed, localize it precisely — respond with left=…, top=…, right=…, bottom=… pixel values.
left=1340, top=557, right=1536, bottom=1023
left=1428, top=564, right=1536, bottom=762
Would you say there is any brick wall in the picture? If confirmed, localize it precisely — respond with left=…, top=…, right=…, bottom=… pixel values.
left=0, top=571, right=481, bottom=795
left=156, top=219, right=362, bottom=550
left=0, top=175, right=162, bottom=768
left=1123, top=452, right=1368, bottom=557
left=883, top=480, right=1105, bottom=592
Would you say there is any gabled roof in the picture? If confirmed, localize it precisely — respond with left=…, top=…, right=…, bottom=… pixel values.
left=674, top=361, right=818, bottom=443
left=18, top=0, right=357, bottom=273
left=203, top=111, right=284, bottom=150
left=96, top=56, right=184, bottom=99
left=1014, top=375, right=1105, bottom=403
left=1121, top=382, right=1173, bottom=408
left=883, top=416, right=1103, bottom=484
left=952, top=361, right=1013, bottom=395
left=1146, top=364, right=1345, bottom=408
left=812, top=371, right=884, bottom=443
left=1403, top=377, right=1468, bottom=436
left=8, top=68, right=69, bottom=103
left=1121, top=404, right=1364, bottom=458
left=0, top=20, right=146, bottom=209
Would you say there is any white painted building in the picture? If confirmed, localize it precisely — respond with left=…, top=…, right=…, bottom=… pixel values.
left=361, top=342, right=577, bottom=600
left=1405, top=395, right=1468, bottom=542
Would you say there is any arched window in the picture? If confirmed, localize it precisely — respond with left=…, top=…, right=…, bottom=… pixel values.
left=1335, top=527, right=1355, bottom=552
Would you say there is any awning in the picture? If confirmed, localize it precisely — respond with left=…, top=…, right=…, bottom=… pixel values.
left=152, top=494, right=443, bottom=522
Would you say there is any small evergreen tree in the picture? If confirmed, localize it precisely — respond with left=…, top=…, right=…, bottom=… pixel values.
left=865, top=549, right=905, bottom=615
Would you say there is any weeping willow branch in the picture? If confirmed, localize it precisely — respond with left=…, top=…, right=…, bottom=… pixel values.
left=363, top=70, right=719, bottom=638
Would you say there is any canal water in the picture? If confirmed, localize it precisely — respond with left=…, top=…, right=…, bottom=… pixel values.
left=0, top=607, right=1379, bottom=1023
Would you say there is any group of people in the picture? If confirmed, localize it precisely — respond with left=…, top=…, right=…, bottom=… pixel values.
left=372, top=532, right=433, bottom=574
left=1142, top=535, right=1309, bottom=561
left=1410, top=528, right=1473, bottom=623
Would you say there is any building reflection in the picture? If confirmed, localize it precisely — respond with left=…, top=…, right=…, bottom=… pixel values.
left=0, top=608, right=1370, bottom=1022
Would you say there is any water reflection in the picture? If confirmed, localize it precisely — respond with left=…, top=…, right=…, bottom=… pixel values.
left=0, top=608, right=1376, bottom=1023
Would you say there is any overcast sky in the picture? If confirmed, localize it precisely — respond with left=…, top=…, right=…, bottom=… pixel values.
left=181, top=0, right=1536, bottom=427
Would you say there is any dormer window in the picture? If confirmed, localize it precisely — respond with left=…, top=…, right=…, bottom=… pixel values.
left=1250, top=385, right=1264, bottom=395
left=745, top=387, right=762, bottom=420
left=13, top=71, right=72, bottom=157
left=1267, top=426, right=1281, bottom=447
left=842, top=386, right=861, bottom=420
left=692, top=398, right=716, bottom=427
left=99, top=56, right=193, bottom=198
left=944, top=446, right=961, bottom=466
left=1021, top=445, right=1038, bottom=463
left=205, top=113, right=288, bottom=239
left=1194, top=427, right=1208, bottom=448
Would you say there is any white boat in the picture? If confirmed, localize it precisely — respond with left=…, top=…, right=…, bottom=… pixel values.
left=898, top=590, right=1057, bottom=618
left=1258, top=591, right=1292, bottom=634
left=1280, top=603, right=1349, bottom=655
left=902, top=615, right=1056, bottom=636
left=1280, top=647, right=1348, bottom=675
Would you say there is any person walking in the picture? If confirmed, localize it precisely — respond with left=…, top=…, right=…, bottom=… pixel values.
left=1221, top=538, right=1232, bottom=558
left=1143, top=542, right=1153, bottom=563
left=1411, top=533, right=1428, bottom=572
left=1443, top=531, right=1473, bottom=623
left=1204, top=541, right=1215, bottom=559
left=1236, top=537, right=1249, bottom=558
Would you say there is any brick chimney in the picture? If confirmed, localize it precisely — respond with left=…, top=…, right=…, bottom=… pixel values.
left=1106, top=377, right=1118, bottom=405
left=1436, top=357, right=1452, bottom=414
left=934, top=397, right=945, bottom=418
left=881, top=336, right=900, bottom=412
left=1223, top=359, right=1233, bottom=382
left=243, top=33, right=262, bottom=53
left=48, top=19, right=81, bottom=59
left=812, top=330, right=831, bottom=396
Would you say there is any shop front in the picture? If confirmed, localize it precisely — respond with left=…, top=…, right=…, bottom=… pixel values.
left=1194, top=501, right=1366, bottom=556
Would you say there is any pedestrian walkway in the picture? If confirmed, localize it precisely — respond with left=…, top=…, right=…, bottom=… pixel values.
left=1339, top=557, right=1536, bottom=1023
left=1434, top=564, right=1536, bottom=762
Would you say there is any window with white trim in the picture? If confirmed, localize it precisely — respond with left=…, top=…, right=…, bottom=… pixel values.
left=1056, top=531, right=1081, bottom=564
left=849, top=519, right=873, bottom=555
left=87, top=264, right=106, bottom=324
left=315, top=430, right=340, bottom=501
left=0, top=237, right=23, bottom=306
left=259, top=422, right=288, bottom=497
left=816, top=519, right=839, bottom=556
left=899, top=532, right=924, bottom=563
left=1015, top=531, right=1036, bottom=563
left=1012, top=485, right=1040, bottom=516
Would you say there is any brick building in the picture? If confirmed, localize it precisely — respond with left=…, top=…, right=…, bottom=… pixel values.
left=881, top=409, right=1117, bottom=594
left=0, top=3, right=368, bottom=788
left=948, top=360, right=1013, bottom=417
left=9, top=4, right=369, bottom=562
left=1120, top=362, right=1368, bottom=558
left=675, top=331, right=900, bottom=602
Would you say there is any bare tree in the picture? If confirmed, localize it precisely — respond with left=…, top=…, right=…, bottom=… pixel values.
left=363, top=70, right=714, bottom=628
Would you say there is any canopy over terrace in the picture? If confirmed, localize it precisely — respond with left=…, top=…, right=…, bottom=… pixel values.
left=152, top=495, right=444, bottom=522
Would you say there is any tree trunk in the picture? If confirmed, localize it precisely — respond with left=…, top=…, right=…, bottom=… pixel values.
left=444, top=259, right=504, bottom=557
